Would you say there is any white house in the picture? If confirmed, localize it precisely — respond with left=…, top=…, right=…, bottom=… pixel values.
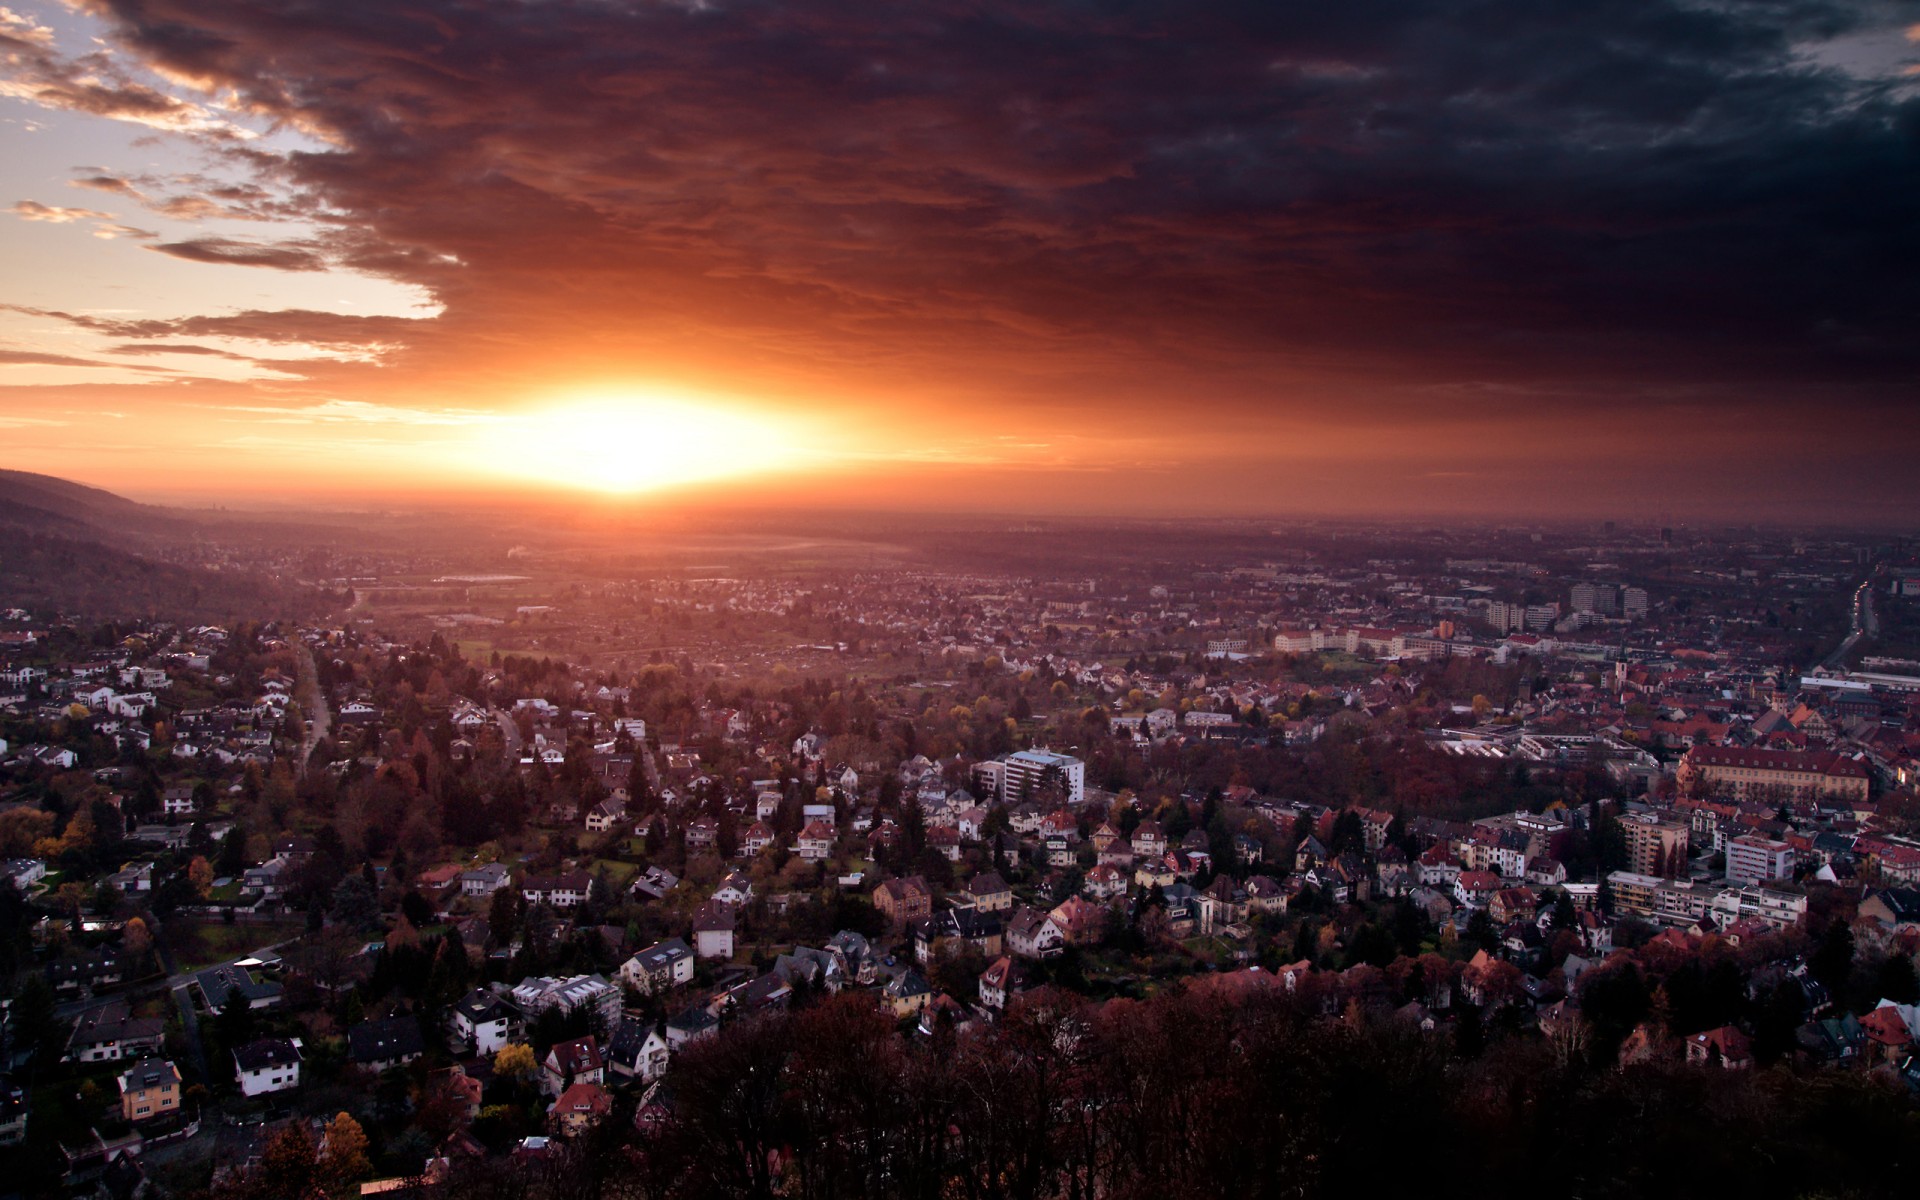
left=233, top=1037, right=302, bottom=1097
left=447, top=988, right=518, bottom=1056
left=620, top=939, right=695, bottom=995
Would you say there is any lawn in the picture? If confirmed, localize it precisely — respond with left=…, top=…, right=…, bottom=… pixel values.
left=168, top=916, right=306, bottom=971
left=591, top=859, right=639, bottom=886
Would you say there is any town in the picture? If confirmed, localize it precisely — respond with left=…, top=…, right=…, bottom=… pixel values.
left=1, top=515, right=1918, bottom=1198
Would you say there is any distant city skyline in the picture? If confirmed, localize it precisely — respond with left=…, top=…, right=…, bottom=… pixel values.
left=1, top=2, right=1916, bottom=520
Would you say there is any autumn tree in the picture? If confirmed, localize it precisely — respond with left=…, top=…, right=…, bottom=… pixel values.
left=318, top=1112, right=371, bottom=1195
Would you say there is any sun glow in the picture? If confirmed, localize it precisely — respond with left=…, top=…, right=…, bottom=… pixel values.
left=469, top=395, right=815, bottom=494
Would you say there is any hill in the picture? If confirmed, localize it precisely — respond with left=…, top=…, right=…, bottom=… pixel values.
left=0, top=470, right=329, bottom=620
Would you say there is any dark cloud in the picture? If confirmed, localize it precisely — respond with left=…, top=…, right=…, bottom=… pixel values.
left=0, top=348, right=168, bottom=369
left=8, top=303, right=425, bottom=347
left=107, top=342, right=250, bottom=357
left=29, top=2, right=1920, bottom=455
left=148, top=237, right=326, bottom=270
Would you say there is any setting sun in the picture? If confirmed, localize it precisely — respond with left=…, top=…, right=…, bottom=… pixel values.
left=465, top=395, right=815, bottom=494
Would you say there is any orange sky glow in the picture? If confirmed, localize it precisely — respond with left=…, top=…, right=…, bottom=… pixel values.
left=1, top=1, right=1917, bottom=521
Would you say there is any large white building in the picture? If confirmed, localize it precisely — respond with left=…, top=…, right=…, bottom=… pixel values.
left=509, top=975, right=622, bottom=1032
left=992, top=749, right=1086, bottom=807
left=1725, top=835, right=1794, bottom=886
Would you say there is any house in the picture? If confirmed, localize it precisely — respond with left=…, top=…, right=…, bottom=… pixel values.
left=724, top=971, right=794, bottom=1016
left=584, top=799, right=627, bottom=834
left=1245, top=875, right=1289, bottom=915
left=977, top=955, right=1027, bottom=1013
left=960, top=871, right=1012, bottom=913
left=1453, top=870, right=1500, bottom=909
left=684, top=816, right=719, bottom=852
left=873, top=876, right=933, bottom=930
left=48, top=948, right=129, bottom=1000
left=117, top=1058, right=180, bottom=1123
left=447, top=988, right=519, bottom=1056
left=885, top=969, right=934, bottom=1017
left=522, top=872, right=591, bottom=908
left=65, top=1003, right=164, bottom=1063
left=194, top=963, right=282, bottom=1011
left=692, top=901, right=736, bottom=960
left=348, top=1016, right=427, bottom=1072
left=741, top=821, right=776, bottom=857
left=631, top=866, right=679, bottom=901
left=233, top=1037, right=302, bottom=1097
left=796, top=820, right=837, bottom=860
left=1049, top=896, right=1106, bottom=945
left=1685, top=1025, right=1754, bottom=1069
left=1, top=859, right=45, bottom=891
left=1006, top=906, right=1066, bottom=959
left=912, top=907, right=1004, bottom=965
left=929, top=825, right=963, bottom=861
left=712, top=871, right=754, bottom=906
left=1131, top=821, right=1168, bottom=859
left=541, top=1036, right=605, bottom=1097
left=1083, top=864, right=1127, bottom=900
left=460, top=864, right=513, bottom=897
left=665, top=1005, right=720, bottom=1050
left=1196, top=875, right=1247, bottom=934
left=606, top=1017, right=672, bottom=1083
left=548, top=1081, right=613, bottom=1138
left=620, top=938, right=695, bottom=995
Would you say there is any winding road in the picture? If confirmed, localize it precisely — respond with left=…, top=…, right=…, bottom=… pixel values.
left=1821, top=576, right=1879, bottom=672
left=294, top=640, right=330, bottom=775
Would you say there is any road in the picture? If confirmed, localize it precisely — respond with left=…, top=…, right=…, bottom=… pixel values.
left=172, top=982, right=208, bottom=1080
left=492, top=705, right=524, bottom=761
left=1821, top=576, right=1879, bottom=672
left=294, top=640, right=331, bottom=774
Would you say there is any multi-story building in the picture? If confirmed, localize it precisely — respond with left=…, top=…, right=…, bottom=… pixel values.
left=1571, top=582, right=1619, bottom=616
left=1725, top=835, right=1795, bottom=886
left=1709, top=885, right=1808, bottom=931
left=620, top=938, right=695, bottom=995
left=509, top=975, right=622, bottom=1032
left=1621, top=813, right=1690, bottom=878
left=1607, top=871, right=1710, bottom=924
left=1679, top=747, right=1871, bottom=806
left=873, top=875, right=932, bottom=930
left=993, top=749, right=1086, bottom=806
left=118, top=1058, right=181, bottom=1123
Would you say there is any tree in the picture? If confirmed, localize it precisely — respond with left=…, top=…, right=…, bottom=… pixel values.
left=330, top=874, right=381, bottom=931
left=488, top=886, right=521, bottom=946
left=494, top=1042, right=537, bottom=1084
left=188, top=855, right=215, bottom=898
left=216, top=825, right=249, bottom=877
left=1875, top=952, right=1919, bottom=1005
left=1810, top=920, right=1855, bottom=997
left=318, top=1112, right=372, bottom=1195
left=122, top=915, right=152, bottom=962
left=255, top=1124, right=318, bottom=1200
left=9, top=973, right=63, bottom=1066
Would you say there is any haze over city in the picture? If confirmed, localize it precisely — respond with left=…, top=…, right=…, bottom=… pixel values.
left=0, top=0, right=1916, bottom=519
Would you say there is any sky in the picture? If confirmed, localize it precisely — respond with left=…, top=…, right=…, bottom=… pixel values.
left=0, top=0, right=1916, bottom=522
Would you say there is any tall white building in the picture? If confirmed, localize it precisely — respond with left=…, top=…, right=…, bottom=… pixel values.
left=1571, top=582, right=1619, bottom=616
left=995, top=749, right=1086, bottom=806
left=1725, top=835, right=1794, bottom=886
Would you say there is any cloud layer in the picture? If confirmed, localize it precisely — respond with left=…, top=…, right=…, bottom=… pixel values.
left=3, top=0, right=1917, bottom=512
